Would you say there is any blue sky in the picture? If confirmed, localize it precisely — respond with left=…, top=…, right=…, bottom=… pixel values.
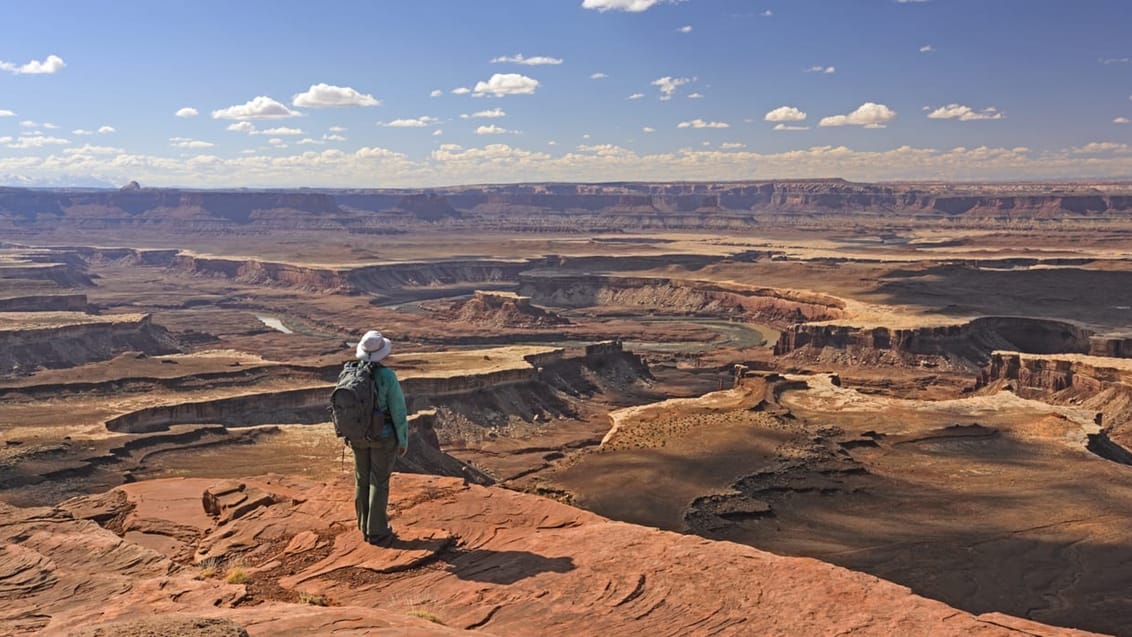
left=1, top=0, right=1130, bottom=187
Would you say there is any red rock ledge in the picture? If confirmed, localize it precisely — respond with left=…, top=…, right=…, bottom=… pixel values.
left=0, top=473, right=1101, bottom=636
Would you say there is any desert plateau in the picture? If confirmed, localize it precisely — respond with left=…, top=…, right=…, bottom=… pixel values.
left=7, top=1, right=1132, bottom=634
left=2, top=180, right=1132, bottom=635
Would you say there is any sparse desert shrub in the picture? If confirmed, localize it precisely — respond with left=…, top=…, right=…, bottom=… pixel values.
left=299, top=592, right=327, bottom=606
left=224, top=566, right=249, bottom=584
left=199, top=566, right=218, bottom=579
left=408, top=609, right=445, bottom=625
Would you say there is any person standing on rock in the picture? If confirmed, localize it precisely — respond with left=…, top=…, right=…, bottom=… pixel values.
left=351, top=329, right=409, bottom=544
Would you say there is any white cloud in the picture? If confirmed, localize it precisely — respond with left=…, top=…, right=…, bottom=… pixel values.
left=678, top=119, right=729, bottom=129
left=473, top=73, right=539, bottom=97
left=819, top=102, right=897, bottom=128
left=175, top=107, right=199, bottom=119
left=920, top=44, right=935, bottom=53
left=761, top=10, right=773, bottom=16
left=0, top=54, right=65, bottom=75
left=98, top=126, right=116, bottom=134
left=382, top=116, right=440, bottom=128
left=460, top=108, right=506, bottom=119
left=324, top=133, right=346, bottom=142
left=773, top=124, right=810, bottom=131
left=0, top=109, right=13, bottom=117
left=430, top=89, right=443, bottom=98
left=764, top=106, right=807, bottom=122
left=10, top=141, right=1132, bottom=188
left=259, top=126, right=303, bottom=135
left=43, top=122, right=59, bottom=129
left=491, top=54, right=563, bottom=66
left=720, top=142, right=746, bottom=149
left=72, top=129, right=94, bottom=136
left=268, top=138, right=287, bottom=147
left=225, top=123, right=306, bottom=137
left=577, top=144, right=633, bottom=156
left=62, top=144, right=121, bottom=155
left=451, top=87, right=471, bottom=95
left=583, top=134, right=591, bottom=139
left=170, top=137, right=214, bottom=149
left=212, top=96, right=301, bottom=120
left=627, top=93, right=645, bottom=100
left=1071, top=142, right=1131, bottom=154
left=329, top=126, right=346, bottom=132
left=651, top=76, right=690, bottom=100
left=927, top=104, right=1004, bottom=121
left=581, top=0, right=664, bottom=12
left=688, top=92, right=704, bottom=99
left=547, top=141, right=558, bottom=146
left=19, top=120, right=37, bottom=128
left=297, top=138, right=324, bottom=145
left=806, top=65, right=836, bottom=74
left=643, top=126, right=656, bottom=133
left=1099, top=57, right=1132, bottom=64
left=1116, top=117, right=1131, bottom=124
left=292, top=83, right=380, bottom=107
left=433, top=129, right=443, bottom=136
left=591, top=72, right=609, bottom=80
left=475, top=124, right=518, bottom=135
left=678, top=25, right=692, bottom=33
left=5, top=135, right=69, bottom=148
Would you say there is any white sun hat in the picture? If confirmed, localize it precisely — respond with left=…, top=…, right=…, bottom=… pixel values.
left=355, top=330, right=393, bottom=362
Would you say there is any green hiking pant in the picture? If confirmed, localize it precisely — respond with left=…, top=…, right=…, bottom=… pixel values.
left=352, top=438, right=398, bottom=536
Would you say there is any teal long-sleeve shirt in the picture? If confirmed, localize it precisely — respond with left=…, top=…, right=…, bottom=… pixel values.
left=371, top=364, right=408, bottom=448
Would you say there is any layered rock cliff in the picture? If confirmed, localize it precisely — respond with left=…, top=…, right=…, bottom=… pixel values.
left=0, top=313, right=180, bottom=375
left=983, top=351, right=1132, bottom=462
left=521, top=274, right=844, bottom=323
left=775, top=317, right=1094, bottom=368
left=4, top=181, right=1132, bottom=232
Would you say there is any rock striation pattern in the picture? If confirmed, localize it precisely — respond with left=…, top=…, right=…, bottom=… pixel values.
left=0, top=312, right=180, bottom=375
left=0, top=473, right=1101, bottom=636
left=983, top=351, right=1132, bottom=460
left=775, top=317, right=1095, bottom=368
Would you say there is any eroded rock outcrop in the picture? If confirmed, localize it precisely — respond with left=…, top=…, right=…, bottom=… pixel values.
left=0, top=313, right=180, bottom=375
left=521, top=274, right=844, bottom=323
left=983, top=351, right=1132, bottom=459
left=775, top=317, right=1094, bottom=368
left=0, top=473, right=1099, bottom=636
left=437, top=291, right=568, bottom=328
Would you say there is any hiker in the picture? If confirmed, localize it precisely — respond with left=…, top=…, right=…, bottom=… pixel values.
left=350, top=329, right=409, bottom=544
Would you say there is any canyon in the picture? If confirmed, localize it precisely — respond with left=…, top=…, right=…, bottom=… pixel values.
left=4, top=179, right=1132, bottom=636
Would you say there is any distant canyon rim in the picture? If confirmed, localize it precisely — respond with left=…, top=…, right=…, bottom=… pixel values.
left=4, top=178, right=1132, bottom=636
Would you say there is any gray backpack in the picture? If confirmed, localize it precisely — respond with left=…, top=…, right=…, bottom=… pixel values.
left=330, top=361, right=384, bottom=443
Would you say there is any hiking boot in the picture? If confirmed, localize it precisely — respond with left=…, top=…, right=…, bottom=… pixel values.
left=366, top=527, right=396, bottom=545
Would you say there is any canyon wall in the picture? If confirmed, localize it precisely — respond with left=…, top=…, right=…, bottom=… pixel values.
left=982, top=351, right=1132, bottom=458
left=103, top=366, right=545, bottom=434
left=774, top=317, right=1094, bottom=365
left=346, top=260, right=529, bottom=296
left=0, top=314, right=180, bottom=375
left=5, top=181, right=1132, bottom=232
left=100, top=346, right=642, bottom=436
left=170, top=254, right=349, bottom=292
left=0, top=294, right=88, bottom=312
left=521, top=274, right=845, bottom=323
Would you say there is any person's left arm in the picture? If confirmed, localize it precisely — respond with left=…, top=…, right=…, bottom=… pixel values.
left=382, top=368, right=409, bottom=454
